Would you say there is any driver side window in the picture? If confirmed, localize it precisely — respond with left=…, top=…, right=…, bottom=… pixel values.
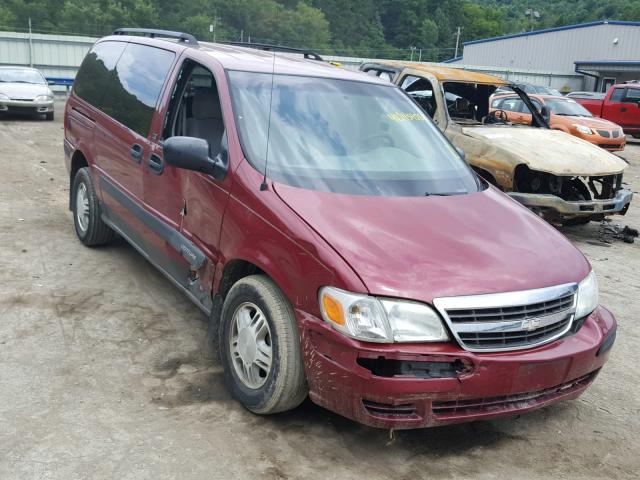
left=401, top=75, right=437, bottom=118
left=163, top=61, right=226, bottom=157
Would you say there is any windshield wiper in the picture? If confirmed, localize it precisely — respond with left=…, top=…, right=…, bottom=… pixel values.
left=10, top=80, right=39, bottom=84
left=424, top=191, right=464, bottom=196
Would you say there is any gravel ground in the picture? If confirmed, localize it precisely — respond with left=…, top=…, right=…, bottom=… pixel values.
left=1, top=99, right=639, bottom=480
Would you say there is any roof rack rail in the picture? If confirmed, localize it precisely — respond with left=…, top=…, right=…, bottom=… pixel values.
left=112, top=28, right=198, bottom=46
left=224, top=42, right=323, bottom=61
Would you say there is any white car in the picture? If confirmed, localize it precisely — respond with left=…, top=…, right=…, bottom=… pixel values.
left=0, top=66, right=55, bottom=120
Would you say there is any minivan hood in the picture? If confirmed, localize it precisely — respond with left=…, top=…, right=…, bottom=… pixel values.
left=0, top=83, right=51, bottom=100
left=274, top=183, right=590, bottom=303
left=461, top=126, right=627, bottom=175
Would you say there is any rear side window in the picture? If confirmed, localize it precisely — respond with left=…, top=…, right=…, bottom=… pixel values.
left=610, top=88, right=625, bottom=102
left=74, top=41, right=126, bottom=108
left=500, top=98, right=524, bottom=112
left=624, top=88, right=640, bottom=101
left=101, top=43, right=175, bottom=137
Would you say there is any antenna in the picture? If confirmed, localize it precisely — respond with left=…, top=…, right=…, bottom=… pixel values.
left=260, top=52, right=277, bottom=191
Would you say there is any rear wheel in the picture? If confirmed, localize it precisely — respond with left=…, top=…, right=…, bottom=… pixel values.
left=72, top=167, right=115, bottom=246
left=220, top=275, right=307, bottom=414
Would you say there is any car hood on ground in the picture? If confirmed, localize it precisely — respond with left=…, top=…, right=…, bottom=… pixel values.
left=0, top=83, right=51, bottom=100
left=461, top=126, right=627, bottom=175
left=274, top=182, right=590, bottom=303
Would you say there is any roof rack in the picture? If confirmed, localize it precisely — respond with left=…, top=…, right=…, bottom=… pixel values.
left=223, top=42, right=323, bottom=61
left=112, top=28, right=198, bottom=46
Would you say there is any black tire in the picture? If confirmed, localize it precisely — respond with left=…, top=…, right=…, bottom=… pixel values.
left=45, top=111, right=54, bottom=121
left=220, top=275, right=307, bottom=414
left=71, top=167, right=115, bottom=246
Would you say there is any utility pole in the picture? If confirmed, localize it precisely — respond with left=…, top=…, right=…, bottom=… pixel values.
left=210, top=14, right=220, bottom=43
left=524, top=9, right=540, bottom=31
left=240, top=29, right=244, bottom=43
left=418, top=49, right=422, bottom=62
left=454, top=26, right=461, bottom=58
left=28, top=17, right=33, bottom=68
left=409, top=46, right=416, bottom=62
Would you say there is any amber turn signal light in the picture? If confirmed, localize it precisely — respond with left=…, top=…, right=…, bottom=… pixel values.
left=322, top=293, right=345, bottom=326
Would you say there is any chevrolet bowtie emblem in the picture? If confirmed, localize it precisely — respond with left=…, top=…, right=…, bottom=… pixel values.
left=521, top=319, right=541, bottom=331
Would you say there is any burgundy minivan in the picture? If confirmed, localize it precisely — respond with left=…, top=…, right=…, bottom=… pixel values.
left=64, top=29, right=616, bottom=429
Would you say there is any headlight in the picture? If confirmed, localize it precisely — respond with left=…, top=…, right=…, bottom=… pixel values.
left=319, top=287, right=449, bottom=343
left=35, top=94, right=53, bottom=102
left=0, top=93, right=8, bottom=100
left=575, top=271, right=598, bottom=319
left=575, top=124, right=593, bottom=135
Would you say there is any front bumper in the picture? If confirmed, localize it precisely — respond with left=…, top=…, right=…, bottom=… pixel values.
left=586, top=138, right=626, bottom=152
left=299, top=306, right=616, bottom=429
left=0, top=99, right=54, bottom=114
left=508, top=188, right=632, bottom=218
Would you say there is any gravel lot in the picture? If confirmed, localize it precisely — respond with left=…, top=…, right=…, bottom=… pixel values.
left=1, top=99, right=639, bottom=480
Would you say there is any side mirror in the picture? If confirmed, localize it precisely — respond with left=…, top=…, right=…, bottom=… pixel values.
left=539, top=105, right=551, bottom=124
left=455, top=147, right=466, bottom=161
left=163, top=136, right=228, bottom=181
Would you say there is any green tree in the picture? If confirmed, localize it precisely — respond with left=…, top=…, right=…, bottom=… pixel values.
left=312, top=0, right=386, bottom=54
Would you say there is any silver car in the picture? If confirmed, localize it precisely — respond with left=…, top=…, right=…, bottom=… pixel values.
left=0, top=66, right=55, bottom=120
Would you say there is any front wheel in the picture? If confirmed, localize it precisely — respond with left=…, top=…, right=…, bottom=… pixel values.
left=220, top=275, right=307, bottom=414
left=45, top=111, right=54, bottom=121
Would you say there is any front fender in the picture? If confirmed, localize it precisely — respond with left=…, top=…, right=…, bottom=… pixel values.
left=217, top=161, right=366, bottom=318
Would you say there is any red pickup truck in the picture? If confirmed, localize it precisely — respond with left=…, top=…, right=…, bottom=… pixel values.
left=571, top=83, right=640, bottom=138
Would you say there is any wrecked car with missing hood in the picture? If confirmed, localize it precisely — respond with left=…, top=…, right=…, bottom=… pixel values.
left=361, top=62, right=632, bottom=225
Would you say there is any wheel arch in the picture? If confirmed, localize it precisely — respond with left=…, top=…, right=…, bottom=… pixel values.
left=69, top=150, right=89, bottom=210
left=471, top=166, right=499, bottom=188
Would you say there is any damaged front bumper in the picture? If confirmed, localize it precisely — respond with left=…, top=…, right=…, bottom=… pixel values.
left=508, top=188, right=633, bottom=219
left=298, top=306, right=616, bottom=430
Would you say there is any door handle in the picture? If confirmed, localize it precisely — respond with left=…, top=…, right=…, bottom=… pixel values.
left=148, top=153, right=164, bottom=175
left=130, top=143, right=143, bottom=163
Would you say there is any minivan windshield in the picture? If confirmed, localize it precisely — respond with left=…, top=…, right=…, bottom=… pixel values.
left=228, top=71, right=480, bottom=196
left=0, top=68, right=45, bottom=84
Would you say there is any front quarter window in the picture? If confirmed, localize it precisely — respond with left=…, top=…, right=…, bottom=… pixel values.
left=228, top=71, right=480, bottom=196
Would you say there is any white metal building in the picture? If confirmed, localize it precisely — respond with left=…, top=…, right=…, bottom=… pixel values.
left=448, top=20, right=640, bottom=92
left=0, top=31, right=95, bottom=91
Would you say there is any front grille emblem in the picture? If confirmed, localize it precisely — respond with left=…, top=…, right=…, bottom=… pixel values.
left=521, top=318, right=541, bottom=331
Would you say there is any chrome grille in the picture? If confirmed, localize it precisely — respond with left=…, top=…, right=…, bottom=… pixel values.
left=457, top=314, right=572, bottom=349
left=447, top=292, right=574, bottom=323
left=434, top=283, right=577, bottom=353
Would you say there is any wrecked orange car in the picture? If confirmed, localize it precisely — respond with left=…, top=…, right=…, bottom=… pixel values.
left=491, top=94, right=626, bottom=152
left=360, top=61, right=632, bottom=224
